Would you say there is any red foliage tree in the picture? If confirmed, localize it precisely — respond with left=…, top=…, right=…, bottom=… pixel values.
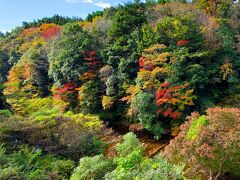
left=89, top=50, right=96, bottom=56
left=176, top=40, right=189, bottom=46
left=81, top=50, right=101, bottom=72
left=156, top=83, right=194, bottom=120
left=41, top=25, right=61, bottom=40
left=53, top=82, right=76, bottom=101
left=139, top=57, right=144, bottom=68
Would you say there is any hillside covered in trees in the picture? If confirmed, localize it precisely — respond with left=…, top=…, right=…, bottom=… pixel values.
left=0, top=0, right=240, bottom=179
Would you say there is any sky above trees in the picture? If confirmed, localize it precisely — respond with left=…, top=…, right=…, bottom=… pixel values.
left=0, top=0, right=132, bottom=32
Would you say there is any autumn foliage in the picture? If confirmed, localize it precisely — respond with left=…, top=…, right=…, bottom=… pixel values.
left=53, top=82, right=76, bottom=101
left=1, top=1, right=240, bottom=179
left=156, top=83, right=195, bottom=119
left=164, top=108, right=240, bottom=179
left=40, top=24, right=61, bottom=40
left=176, top=40, right=189, bottom=46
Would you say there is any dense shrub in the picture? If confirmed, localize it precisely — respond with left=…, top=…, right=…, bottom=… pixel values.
left=164, top=108, right=240, bottom=179
left=5, top=96, right=68, bottom=116
left=0, top=109, right=12, bottom=117
left=105, top=153, right=184, bottom=180
left=0, top=144, right=74, bottom=179
left=70, top=155, right=115, bottom=180
left=0, top=97, right=105, bottom=161
left=72, top=132, right=184, bottom=180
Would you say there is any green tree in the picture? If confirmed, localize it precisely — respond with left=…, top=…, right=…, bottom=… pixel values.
left=0, top=84, right=7, bottom=109
left=108, top=3, right=146, bottom=39
left=23, top=44, right=50, bottom=97
left=105, top=133, right=184, bottom=180
left=155, top=15, right=203, bottom=51
left=131, top=92, right=163, bottom=137
left=79, top=80, right=101, bottom=114
left=136, top=24, right=155, bottom=53
left=104, top=3, right=147, bottom=81
left=70, top=155, right=115, bottom=180
left=0, top=49, right=10, bottom=84
left=86, top=11, right=104, bottom=22
left=49, top=23, right=97, bottom=86
left=0, top=31, right=4, bottom=37
left=0, top=145, right=74, bottom=179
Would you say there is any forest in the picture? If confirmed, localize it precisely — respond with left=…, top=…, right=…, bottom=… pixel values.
left=0, top=0, right=240, bottom=179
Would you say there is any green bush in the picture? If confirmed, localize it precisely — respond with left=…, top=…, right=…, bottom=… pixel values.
left=9, top=97, right=67, bottom=116
left=135, top=154, right=184, bottom=180
left=105, top=154, right=184, bottom=180
left=105, top=133, right=183, bottom=180
left=131, top=92, right=162, bottom=138
left=115, top=132, right=143, bottom=157
left=71, top=155, right=115, bottom=180
left=72, top=133, right=184, bottom=180
left=0, top=144, right=74, bottom=179
left=0, top=109, right=12, bottom=117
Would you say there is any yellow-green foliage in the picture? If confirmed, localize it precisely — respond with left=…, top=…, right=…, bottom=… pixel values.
left=0, top=107, right=104, bottom=162
left=63, top=113, right=102, bottom=130
left=7, top=96, right=68, bottom=116
left=2, top=96, right=102, bottom=132
left=102, top=96, right=114, bottom=110
left=5, top=97, right=69, bottom=127
left=0, top=109, right=12, bottom=117
left=27, top=97, right=67, bottom=115
left=186, top=115, right=208, bottom=140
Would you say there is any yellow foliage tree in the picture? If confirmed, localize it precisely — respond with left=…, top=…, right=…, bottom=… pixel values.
left=102, top=96, right=114, bottom=110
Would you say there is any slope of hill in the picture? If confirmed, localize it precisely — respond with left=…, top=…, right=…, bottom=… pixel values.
left=0, top=0, right=240, bottom=179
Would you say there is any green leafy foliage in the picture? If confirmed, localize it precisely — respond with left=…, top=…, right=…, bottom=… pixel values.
left=72, top=132, right=184, bottom=180
left=116, top=132, right=143, bottom=157
left=186, top=115, right=208, bottom=140
left=86, top=11, right=104, bottom=22
left=0, top=49, right=10, bottom=84
left=78, top=80, right=101, bottom=114
left=0, top=144, right=74, bottom=179
left=108, top=3, right=146, bottom=39
left=0, top=84, right=7, bottom=109
left=22, top=14, right=82, bottom=28
left=155, top=15, right=203, bottom=50
left=70, top=155, right=115, bottom=180
left=22, top=44, right=50, bottom=97
left=49, top=23, right=97, bottom=86
left=0, top=109, right=12, bottom=117
left=131, top=92, right=162, bottom=137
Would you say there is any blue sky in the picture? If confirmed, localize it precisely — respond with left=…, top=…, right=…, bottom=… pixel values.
left=0, top=0, right=135, bottom=33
